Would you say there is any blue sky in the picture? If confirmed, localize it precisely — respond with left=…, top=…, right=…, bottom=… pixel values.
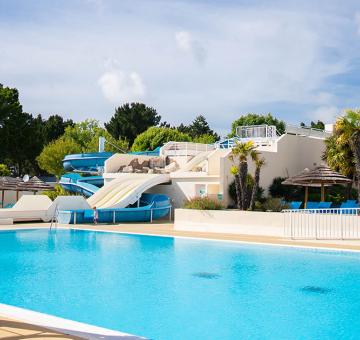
left=1, top=0, right=360, bottom=136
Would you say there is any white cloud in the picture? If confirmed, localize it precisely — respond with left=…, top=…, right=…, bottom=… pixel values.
left=98, top=70, right=146, bottom=104
left=0, top=1, right=358, bottom=130
left=312, top=106, right=339, bottom=123
left=175, top=30, right=207, bottom=65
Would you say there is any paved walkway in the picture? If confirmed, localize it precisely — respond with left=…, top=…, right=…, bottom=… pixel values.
left=1, top=221, right=360, bottom=250
left=0, top=316, right=83, bottom=339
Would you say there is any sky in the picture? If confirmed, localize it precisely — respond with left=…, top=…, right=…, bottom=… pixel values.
left=1, top=0, right=360, bottom=136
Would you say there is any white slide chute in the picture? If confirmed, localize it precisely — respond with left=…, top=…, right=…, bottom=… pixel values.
left=87, top=174, right=170, bottom=209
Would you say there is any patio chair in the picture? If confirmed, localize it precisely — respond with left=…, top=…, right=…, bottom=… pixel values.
left=306, top=201, right=320, bottom=209
left=317, top=202, right=332, bottom=209
left=289, top=201, right=302, bottom=209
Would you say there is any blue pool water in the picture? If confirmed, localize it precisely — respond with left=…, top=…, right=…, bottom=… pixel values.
left=0, top=229, right=360, bottom=339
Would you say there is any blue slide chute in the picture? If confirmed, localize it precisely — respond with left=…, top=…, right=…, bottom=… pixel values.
left=57, top=193, right=171, bottom=224
left=59, top=173, right=104, bottom=197
left=62, top=152, right=113, bottom=173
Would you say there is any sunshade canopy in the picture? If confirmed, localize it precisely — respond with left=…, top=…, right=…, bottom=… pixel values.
left=282, top=165, right=352, bottom=207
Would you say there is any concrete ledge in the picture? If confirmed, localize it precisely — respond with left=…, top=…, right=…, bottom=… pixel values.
left=0, top=218, right=13, bottom=225
left=174, top=209, right=284, bottom=236
left=0, top=303, right=144, bottom=339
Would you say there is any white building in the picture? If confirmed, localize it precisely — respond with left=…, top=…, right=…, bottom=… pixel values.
left=101, top=124, right=331, bottom=208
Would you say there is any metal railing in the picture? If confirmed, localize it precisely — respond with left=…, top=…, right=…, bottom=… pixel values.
left=160, top=142, right=215, bottom=157
left=236, top=125, right=278, bottom=140
left=285, top=125, right=332, bottom=139
left=283, top=208, right=360, bottom=240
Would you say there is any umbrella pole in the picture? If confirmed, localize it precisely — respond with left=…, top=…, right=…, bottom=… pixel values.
left=321, top=184, right=325, bottom=202
left=16, top=190, right=19, bottom=201
left=1, top=190, right=4, bottom=208
left=304, top=186, right=309, bottom=209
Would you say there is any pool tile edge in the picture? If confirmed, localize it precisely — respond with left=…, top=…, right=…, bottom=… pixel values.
left=0, top=303, right=146, bottom=340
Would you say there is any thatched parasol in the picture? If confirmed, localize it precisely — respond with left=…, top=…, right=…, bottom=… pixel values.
left=17, top=176, right=53, bottom=192
left=0, top=177, right=22, bottom=208
left=282, top=165, right=352, bottom=208
left=0, top=176, right=53, bottom=208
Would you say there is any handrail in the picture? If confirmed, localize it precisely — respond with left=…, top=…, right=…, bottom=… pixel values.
left=285, top=124, right=332, bottom=139
left=50, top=204, right=59, bottom=229
left=160, top=142, right=215, bottom=157
left=283, top=208, right=360, bottom=240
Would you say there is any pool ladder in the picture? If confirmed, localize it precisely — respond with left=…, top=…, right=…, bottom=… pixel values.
left=50, top=205, right=59, bottom=230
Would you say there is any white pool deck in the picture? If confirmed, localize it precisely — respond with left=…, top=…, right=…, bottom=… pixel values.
left=0, top=221, right=360, bottom=339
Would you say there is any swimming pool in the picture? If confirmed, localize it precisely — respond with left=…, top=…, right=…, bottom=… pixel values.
left=0, top=228, right=359, bottom=339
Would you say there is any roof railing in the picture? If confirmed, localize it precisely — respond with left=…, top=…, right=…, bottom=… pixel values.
left=160, top=142, right=215, bottom=157
left=285, top=124, right=332, bottom=139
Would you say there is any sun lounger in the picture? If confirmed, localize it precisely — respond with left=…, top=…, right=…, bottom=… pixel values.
left=289, top=201, right=302, bottom=209
left=306, top=201, right=320, bottom=209
left=317, top=202, right=332, bottom=209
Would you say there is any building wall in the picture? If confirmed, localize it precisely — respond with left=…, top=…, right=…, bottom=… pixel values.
left=174, top=209, right=284, bottom=236
left=147, top=176, right=220, bottom=208
left=220, top=134, right=326, bottom=206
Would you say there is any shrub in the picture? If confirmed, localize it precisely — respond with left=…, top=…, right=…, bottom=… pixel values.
left=42, top=184, right=75, bottom=200
left=183, top=196, right=223, bottom=210
left=228, top=177, right=265, bottom=208
left=132, top=126, right=191, bottom=152
left=262, top=197, right=289, bottom=212
left=0, top=164, right=11, bottom=176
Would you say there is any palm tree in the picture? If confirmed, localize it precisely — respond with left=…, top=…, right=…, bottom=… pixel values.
left=230, top=141, right=256, bottom=210
left=249, top=152, right=266, bottom=210
left=335, top=110, right=360, bottom=201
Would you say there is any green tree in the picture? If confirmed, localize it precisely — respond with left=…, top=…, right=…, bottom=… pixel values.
left=177, top=115, right=219, bottom=141
left=105, top=103, right=161, bottom=145
left=192, top=134, right=217, bottom=144
left=43, top=114, right=74, bottom=145
left=300, top=120, right=325, bottom=130
left=229, top=141, right=257, bottom=210
left=229, top=113, right=286, bottom=137
left=328, top=110, right=360, bottom=201
left=0, top=164, right=11, bottom=176
left=37, top=137, right=82, bottom=177
left=0, top=83, right=22, bottom=125
left=249, top=152, right=265, bottom=210
left=37, top=120, right=129, bottom=177
left=131, top=127, right=191, bottom=152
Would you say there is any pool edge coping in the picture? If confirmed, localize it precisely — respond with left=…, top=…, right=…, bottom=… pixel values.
left=0, top=303, right=146, bottom=340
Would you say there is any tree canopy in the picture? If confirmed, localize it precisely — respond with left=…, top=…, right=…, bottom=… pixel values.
left=229, top=113, right=286, bottom=137
left=0, top=164, right=11, bottom=176
left=323, top=109, right=360, bottom=201
left=105, top=103, right=161, bottom=145
left=0, top=84, right=74, bottom=176
left=178, top=115, right=220, bottom=141
left=37, top=120, right=129, bottom=177
left=300, top=120, right=325, bottom=130
left=131, top=126, right=191, bottom=152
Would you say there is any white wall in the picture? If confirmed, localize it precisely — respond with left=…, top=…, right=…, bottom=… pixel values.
left=174, top=209, right=284, bottom=236
left=221, top=134, right=326, bottom=206
left=147, top=176, right=220, bottom=208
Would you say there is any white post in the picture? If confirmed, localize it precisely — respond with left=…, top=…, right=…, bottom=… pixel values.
left=150, top=209, right=153, bottom=223
left=74, top=211, right=77, bottom=225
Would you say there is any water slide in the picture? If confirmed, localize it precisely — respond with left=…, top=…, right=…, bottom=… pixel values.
left=62, top=152, right=113, bottom=173
left=57, top=193, right=171, bottom=224
left=59, top=173, right=103, bottom=197
left=178, top=150, right=214, bottom=172
left=87, top=174, right=170, bottom=209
